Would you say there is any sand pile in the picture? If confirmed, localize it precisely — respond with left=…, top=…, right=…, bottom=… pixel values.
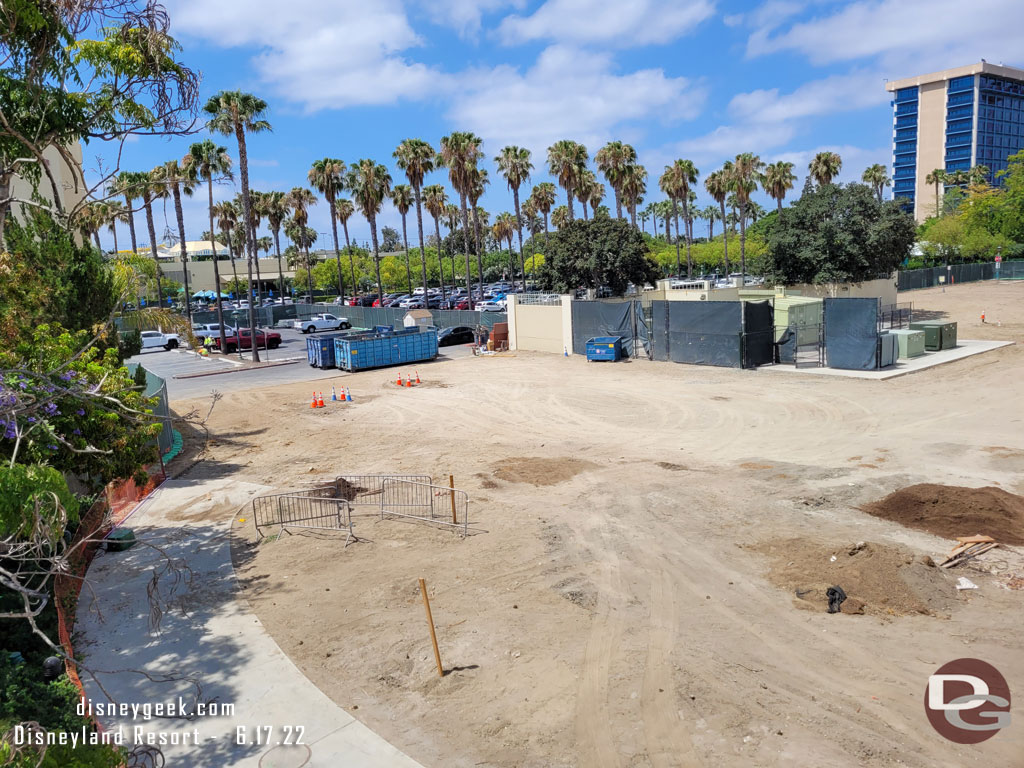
left=492, top=456, right=595, bottom=486
left=757, top=539, right=954, bottom=616
left=861, top=484, right=1024, bottom=545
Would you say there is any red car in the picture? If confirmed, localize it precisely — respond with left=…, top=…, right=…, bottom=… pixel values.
left=215, top=328, right=282, bottom=353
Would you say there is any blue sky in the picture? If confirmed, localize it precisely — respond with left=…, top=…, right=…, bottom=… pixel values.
left=94, top=0, right=1024, bottom=250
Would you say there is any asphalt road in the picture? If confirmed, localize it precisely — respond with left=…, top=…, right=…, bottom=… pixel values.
left=127, top=328, right=474, bottom=401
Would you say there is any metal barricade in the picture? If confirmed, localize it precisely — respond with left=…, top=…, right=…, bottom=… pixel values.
left=252, top=487, right=351, bottom=539
left=380, top=478, right=470, bottom=536
left=328, top=474, right=432, bottom=510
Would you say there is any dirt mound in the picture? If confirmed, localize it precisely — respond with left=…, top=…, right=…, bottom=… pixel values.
left=756, top=539, right=954, bottom=616
left=492, top=456, right=596, bottom=486
left=861, top=484, right=1024, bottom=545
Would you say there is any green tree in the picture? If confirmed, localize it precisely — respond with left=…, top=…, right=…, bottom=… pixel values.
left=808, top=150, right=842, bottom=187
left=153, top=159, right=196, bottom=323
left=764, top=183, right=915, bottom=288
left=109, top=171, right=146, bottom=255
left=924, top=168, right=947, bottom=219
left=659, top=159, right=699, bottom=278
left=705, top=166, right=731, bottom=273
left=285, top=188, right=317, bottom=300
left=468, top=168, right=489, bottom=298
left=547, top=140, right=588, bottom=221
left=861, top=164, right=890, bottom=202
left=260, top=190, right=290, bottom=298
left=530, top=182, right=556, bottom=250
left=334, top=198, right=358, bottom=292
left=439, top=132, right=484, bottom=305
left=308, top=158, right=347, bottom=300
left=595, top=141, right=637, bottom=219
left=204, top=91, right=271, bottom=361
left=730, top=153, right=763, bottom=278
left=762, top=161, right=797, bottom=212
left=620, top=163, right=647, bottom=228
left=390, top=185, right=415, bottom=290
left=544, top=217, right=659, bottom=295
left=394, top=138, right=436, bottom=307
left=423, top=185, right=449, bottom=299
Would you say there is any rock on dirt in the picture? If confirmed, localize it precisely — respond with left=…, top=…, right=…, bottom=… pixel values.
left=860, top=484, right=1024, bottom=545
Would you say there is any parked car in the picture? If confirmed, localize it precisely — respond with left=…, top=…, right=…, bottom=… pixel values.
left=381, top=293, right=407, bottom=307
left=398, top=296, right=425, bottom=309
left=292, top=313, right=351, bottom=333
left=477, top=299, right=506, bottom=312
left=214, top=328, right=282, bottom=352
left=139, top=330, right=182, bottom=351
left=192, top=323, right=235, bottom=340
left=438, top=326, right=475, bottom=346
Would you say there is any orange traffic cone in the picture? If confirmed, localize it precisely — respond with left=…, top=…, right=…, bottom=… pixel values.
left=415, top=370, right=421, bottom=384
left=396, top=373, right=402, bottom=386
left=310, top=392, right=318, bottom=408
left=405, top=375, right=412, bottom=388
left=317, top=392, right=325, bottom=408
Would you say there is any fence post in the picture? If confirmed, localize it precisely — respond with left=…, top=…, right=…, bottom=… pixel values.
left=449, top=474, right=457, bottom=524
left=419, top=578, right=444, bottom=678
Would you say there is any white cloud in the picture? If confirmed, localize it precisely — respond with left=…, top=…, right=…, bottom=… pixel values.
left=728, top=71, right=888, bottom=123
left=747, top=0, right=1024, bottom=66
left=168, top=0, right=442, bottom=110
left=497, top=0, right=716, bottom=47
left=448, top=45, right=706, bottom=152
left=768, top=143, right=890, bottom=186
left=422, top=0, right=523, bottom=37
left=671, top=122, right=798, bottom=167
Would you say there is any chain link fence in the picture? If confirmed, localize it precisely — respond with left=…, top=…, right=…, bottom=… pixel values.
left=897, top=260, right=1024, bottom=291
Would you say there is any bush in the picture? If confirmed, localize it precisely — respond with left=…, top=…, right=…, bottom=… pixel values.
left=117, top=329, right=141, bottom=360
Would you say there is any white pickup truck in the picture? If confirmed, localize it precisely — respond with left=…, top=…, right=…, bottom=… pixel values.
left=292, top=313, right=352, bottom=334
left=139, top=330, right=183, bottom=351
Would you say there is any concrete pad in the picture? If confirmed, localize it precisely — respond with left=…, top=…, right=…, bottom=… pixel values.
left=76, top=477, right=423, bottom=768
left=758, top=339, right=1012, bottom=380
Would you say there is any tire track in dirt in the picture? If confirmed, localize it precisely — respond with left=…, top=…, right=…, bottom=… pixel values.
left=574, top=532, right=625, bottom=768
left=641, top=566, right=700, bottom=768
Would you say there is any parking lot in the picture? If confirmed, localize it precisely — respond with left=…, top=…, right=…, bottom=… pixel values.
left=129, top=326, right=475, bottom=400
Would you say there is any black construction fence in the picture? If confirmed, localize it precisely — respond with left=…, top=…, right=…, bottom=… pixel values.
left=897, top=260, right=1024, bottom=291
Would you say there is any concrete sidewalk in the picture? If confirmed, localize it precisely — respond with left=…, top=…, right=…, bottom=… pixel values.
left=77, top=477, right=423, bottom=768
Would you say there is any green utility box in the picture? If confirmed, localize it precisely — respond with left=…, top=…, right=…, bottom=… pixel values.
left=104, top=528, right=137, bottom=552
left=889, top=329, right=926, bottom=359
left=909, top=321, right=957, bottom=350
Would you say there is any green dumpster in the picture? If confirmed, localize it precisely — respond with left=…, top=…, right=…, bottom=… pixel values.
left=889, top=329, right=926, bottom=359
left=909, top=321, right=957, bottom=351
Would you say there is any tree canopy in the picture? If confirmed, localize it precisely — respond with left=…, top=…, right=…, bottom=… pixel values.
left=542, top=217, right=659, bottom=294
left=762, top=183, right=915, bottom=286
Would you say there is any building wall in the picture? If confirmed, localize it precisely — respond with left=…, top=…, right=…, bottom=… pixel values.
left=915, top=81, right=947, bottom=221
left=507, top=297, right=567, bottom=354
left=8, top=143, right=86, bottom=223
left=788, top=277, right=898, bottom=306
left=158, top=257, right=297, bottom=292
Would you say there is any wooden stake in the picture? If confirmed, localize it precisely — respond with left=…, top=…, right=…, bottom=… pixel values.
left=419, top=578, right=444, bottom=677
left=449, top=474, right=457, bottom=525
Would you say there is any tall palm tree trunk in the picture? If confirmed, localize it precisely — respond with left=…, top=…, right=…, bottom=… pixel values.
left=433, top=216, right=446, bottom=303
left=328, top=198, right=344, bottom=302
left=304, top=238, right=314, bottom=302
left=776, top=197, right=783, bottom=213
left=124, top=194, right=138, bottom=254
left=671, top=200, right=681, bottom=277
left=369, top=217, right=384, bottom=305
left=581, top=200, right=589, bottom=220
left=228, top=237, right=240, bottom=292
left=273, top=228, right=285, bottom=299
left=143, top=197, right=163, bottom=307
left=566, top=185, right=575, bottom=221
left=172, top=183, right=192, bottom=325
left=472, top=208, right=484, bottom=304
left=683, top=199, right=693, bottom=279
left=208, top=178, right=228, bottom=352
left=414, top=188, right=429, bottom=313
left=460, top=195, right=473, bottom=308
left=93, top=230, right=102, bottom=251
left=235, top=125, right=259, bottom=362
left=613, top=188, right=622, bottom=219
left=512, top=187, right=525, bottom=293
left=111, top=225, right=119, bottom=254
left=739, top=204, right=747, bottom=279
left=719, top=200, right=729, bottom=274
left=401, top=214, right=412, bottom=292
left=342, top=223, right=356, bottom=296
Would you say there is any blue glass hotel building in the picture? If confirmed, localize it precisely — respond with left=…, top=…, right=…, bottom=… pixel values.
left=885, top=62, right=1024, bottom=221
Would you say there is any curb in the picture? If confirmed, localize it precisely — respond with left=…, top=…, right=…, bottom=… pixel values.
left=173, top=359, right=301, bottom=379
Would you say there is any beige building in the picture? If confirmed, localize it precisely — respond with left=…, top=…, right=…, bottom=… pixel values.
left=886, top=61, right=1024, bottom=221
left=8, top=142, right=87, bottom=225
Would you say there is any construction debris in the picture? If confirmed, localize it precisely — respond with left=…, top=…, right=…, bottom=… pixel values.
left=939, top=535, right=1000, bottom=568
left=955, top=577, right=979, bottom=591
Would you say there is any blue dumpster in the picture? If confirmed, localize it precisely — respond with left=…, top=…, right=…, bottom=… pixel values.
left=334, top=328, right=438, bottom=371
left=585, top=336, right=623, bottom=362
left=374, top=325, right=393, bottom=334
left=307, top=333, right=348, bottom=368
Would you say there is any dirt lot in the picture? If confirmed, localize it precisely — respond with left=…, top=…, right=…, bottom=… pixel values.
left=175, top=280, right=1024, bottom=768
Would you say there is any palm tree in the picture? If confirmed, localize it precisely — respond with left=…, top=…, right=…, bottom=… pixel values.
left=551, top=205, right=570, bottom=230
left=637, top=205, right=651, bottom=233
left=808, top=151, right=842, bottom=187
left=394, top=138, right=436, bottom=309
left=243, top=190, right=266, bottom=304
left=924, top=168, right=946, bottom=217
left=589, top=182, right=605, bottom=219
left=308, top=158, right=347, bottom=300
left=968, top=164, right=991, bottom=186
left=530, top=182, right=556, bottom=249
left=620, top=163, right=647, bottom=228
left=183, top=140, right=232, bottom=348
left=521, top=197, right=541, bottom=237
left=468, top=167, right=488, bottom=297
left=762, top=160, right=797, bottom=212
left=444, top=202, right=460, bottom=291
left=861, top=163, right=890, bottom=202
left=204, top=90, right=271, bottom=361
left=423, top=184, right=448, bottom=301
left=390, top=184, right=415, bottom=291
left=261, top=190, right=290, bottom=299
left=575, top=169, right=597, bottom=220
left=104, top=200, right=126, bottom=254
left=948, top=169, right=969, bottom=187
left=142, top=165, right=168, bottom=307
left=256, top=236, right=272, bottom=256
left=212, top=201, right=241, bottom=294
left=346, top=159, right=392, bottom=305
left=110, top=171, right=145, bottom=255
left=287, top=187, right=317, bottom=299
left=547, top=139, right=588, bottom=221
left=702, top=205, right=719, bottom=241
left=494, top=212, right=516, bottom=283
left=155, top=159, right=197, bottom=322
left=660, top=159, right=699, bottom=278
left=495, top=145, right=533, bottom=291
left=731, top=153, right=763, bottom=279
left=705, top=165, right=731, bottom=274
left=595, top=140, right=637, bottom=219
left=333, top=198, right=357, bottom=293
left=439, top=131, right=484, bottom=307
